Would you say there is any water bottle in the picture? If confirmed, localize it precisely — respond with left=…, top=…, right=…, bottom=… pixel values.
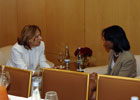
left=64, top=45, right=70, bottom=70
left=77, top=47, right=83, bottom=72
left=32, top=81, right=39, bottom=91
left=31, top=77, right=40, bottom=95
left=131, top=96, right=139, bottom=100
left=31, top=78, right=41, bottom=100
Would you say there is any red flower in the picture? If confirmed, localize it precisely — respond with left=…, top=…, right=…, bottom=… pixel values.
left=74, top=47, right=92, bottom=57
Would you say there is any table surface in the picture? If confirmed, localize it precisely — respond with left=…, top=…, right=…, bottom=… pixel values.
left=8, top=94, right=45, bottom=100
left=55, top=62, right=86, bottom=72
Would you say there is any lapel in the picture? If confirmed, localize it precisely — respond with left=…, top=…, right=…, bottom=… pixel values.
left=108, top=51, right=114, bottom=74
left=23, top=48, right=30, bottom=69
left=32, top=47, right=39, bottom=69
left=110, top=51, right=124, bottom=75
left=24, top=48, right=38, bottom=70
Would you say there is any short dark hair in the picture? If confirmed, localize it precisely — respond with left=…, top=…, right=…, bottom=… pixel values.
left=17, top=25, right=41, bottom=49
left=102, top=25, right=130, bottom=52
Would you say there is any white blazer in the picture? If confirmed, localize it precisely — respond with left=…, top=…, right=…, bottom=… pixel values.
left=7, top=41, right=51, bottom=70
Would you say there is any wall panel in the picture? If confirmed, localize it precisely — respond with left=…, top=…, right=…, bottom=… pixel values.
left=16, top=0, right=46, bottom=37
left=0, top=0, right=18, bottom=47
left=44, top=0, right=85, bottom=64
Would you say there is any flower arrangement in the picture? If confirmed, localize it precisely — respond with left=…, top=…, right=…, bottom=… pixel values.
left=74, top=47, right=92, bottom=58
left=74, top=47, right=92, bottom=68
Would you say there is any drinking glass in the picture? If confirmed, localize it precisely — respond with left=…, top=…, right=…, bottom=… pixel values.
left=45, top=91, right=58, bottom=100
left=0, top=86, right=9, bottom=100
left=0, top=71, right=10, bottom=88
left=57, top=52, right=64, bottom=69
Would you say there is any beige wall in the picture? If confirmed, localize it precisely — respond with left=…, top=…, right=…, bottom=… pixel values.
left=0, top=0, right=140, bottom=66
left=0, top=0, right=18, bottom=47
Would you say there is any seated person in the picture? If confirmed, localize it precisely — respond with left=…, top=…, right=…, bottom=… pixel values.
left=6, top=25, right=53, bottom=76
left=89, top=25, right=136, bottom=100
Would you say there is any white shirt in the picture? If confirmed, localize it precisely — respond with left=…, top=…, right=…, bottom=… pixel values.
left=111, top=57, right=115, bottom=70
left=28, top=49, right=35, bottom=70
left=7, top=41, right=51, bottom=70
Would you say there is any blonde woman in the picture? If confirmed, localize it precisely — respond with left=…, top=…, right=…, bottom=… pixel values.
left=7, top=25, right=53, bottom=75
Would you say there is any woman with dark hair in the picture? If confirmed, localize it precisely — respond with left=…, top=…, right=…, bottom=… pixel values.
left=89, top=25, right=136, bottom=100
left=7, top=25, right=53, bottom=75
left=102, top=25, right=136, bottom=77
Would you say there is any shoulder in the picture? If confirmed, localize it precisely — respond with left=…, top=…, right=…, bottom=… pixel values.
left=12, top=43, right=27, bottom=53
left=122, top=51, right=134, bottom=58
left=121, top=51, right=135, bottom=61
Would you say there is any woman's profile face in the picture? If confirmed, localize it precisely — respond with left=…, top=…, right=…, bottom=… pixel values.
left=29, top=29, right=42, bottom=48
left=102, top=37, right=113, bottom=50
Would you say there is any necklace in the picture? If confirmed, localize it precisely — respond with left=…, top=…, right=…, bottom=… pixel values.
left=114, top=52, right=119, bottom=57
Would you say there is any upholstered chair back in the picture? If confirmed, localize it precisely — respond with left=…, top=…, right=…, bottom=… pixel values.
left=0, top=65, right=32, bottom=97
left=41, top=68, right=89, bottom=100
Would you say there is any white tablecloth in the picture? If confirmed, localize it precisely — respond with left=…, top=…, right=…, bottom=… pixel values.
left=8, top=95, right=45, bottom=100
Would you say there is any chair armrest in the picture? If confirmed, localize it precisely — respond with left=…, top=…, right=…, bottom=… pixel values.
left=134, top=55, right=140, bottom=76
left=0, top=45, right=13, bottom=65
left=135, top=75, right=140, bottom=79
left=84, top=65, right=108, bottom=74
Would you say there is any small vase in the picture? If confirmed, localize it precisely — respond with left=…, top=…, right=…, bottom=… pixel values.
left=82, top=57, right=89, bottom=69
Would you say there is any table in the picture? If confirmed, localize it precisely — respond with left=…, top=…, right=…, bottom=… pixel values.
left=56, top=62, right=84, bottom=71
left=8, top=94, right=45, bottom=100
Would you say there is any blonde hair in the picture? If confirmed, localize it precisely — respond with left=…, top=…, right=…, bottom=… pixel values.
left=17, top=25, right=41, bottom=49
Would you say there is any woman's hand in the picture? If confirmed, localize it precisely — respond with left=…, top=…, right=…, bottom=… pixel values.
left=89, top=72, right=98, bottom=90
left=53, top=66, right=61, bottom=69
left=89, top=72, right=98, bottom=100
left=53, top=65, right=65, bottom=69
left=90, top=72, right=98, bottom=80
left=32, top=71, right=42, bottom=77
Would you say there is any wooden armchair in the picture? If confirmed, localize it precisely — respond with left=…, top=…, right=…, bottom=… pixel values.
left=96, top=74, right=140, bottom=100
left=0, top=65, right=32, bottom=97
left=41, top=68, right=89, bottom=100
